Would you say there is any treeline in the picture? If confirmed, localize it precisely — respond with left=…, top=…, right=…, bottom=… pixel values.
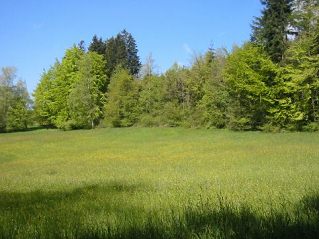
left=2, top=0, right=319, bottom=132
left=32, top=0, right=319, bottom=131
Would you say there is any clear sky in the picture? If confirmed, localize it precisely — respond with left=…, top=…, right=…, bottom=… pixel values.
left=0, top=0, right=262, bottom=93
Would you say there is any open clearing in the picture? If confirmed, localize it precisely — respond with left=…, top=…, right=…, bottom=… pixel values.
left=0, top=128, right=318, bottom=238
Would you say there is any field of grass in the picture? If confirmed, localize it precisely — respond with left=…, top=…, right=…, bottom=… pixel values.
left=0, top=128, right=318, bottom=238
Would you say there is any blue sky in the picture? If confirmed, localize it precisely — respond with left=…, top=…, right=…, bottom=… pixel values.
left=0, top=0, right=262, bottom=93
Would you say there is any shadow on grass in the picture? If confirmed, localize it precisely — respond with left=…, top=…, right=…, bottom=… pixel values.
left=0, top=181, right=149, bottom=239
left=95, top=193, right=318, bottom=239
left=0, top=184, right=318, bottom=239
left=180, top=194, right=319, bottom=239
left=0, top=182, right=145, bottom=209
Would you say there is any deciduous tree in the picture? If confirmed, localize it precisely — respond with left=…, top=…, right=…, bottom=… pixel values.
left=104, top=67, right=139, bottom=127
left=224, top=43, right=278, bottom=130
left=68, top=52, right=107, bottom=128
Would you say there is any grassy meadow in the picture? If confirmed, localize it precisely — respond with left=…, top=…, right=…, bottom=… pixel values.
left=0, top=128, right=318, bottom=238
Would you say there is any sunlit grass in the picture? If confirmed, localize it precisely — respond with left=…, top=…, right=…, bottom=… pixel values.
left=0, top=128, right=318, bottom=238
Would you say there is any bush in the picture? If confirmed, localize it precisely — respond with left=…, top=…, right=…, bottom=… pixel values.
left=228, top=117, right=251, bottom=131
left=138, top=114, right=162, bottom=127
left=303, top=122, right=319, bottom=132
left=261, top=123, right=282, bottom=133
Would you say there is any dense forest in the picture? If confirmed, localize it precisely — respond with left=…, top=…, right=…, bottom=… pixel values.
left=1, top=0, right=319, bottom=132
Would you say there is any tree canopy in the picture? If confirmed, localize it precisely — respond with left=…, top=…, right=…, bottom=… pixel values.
left=251, top=0, right=294, bottom=63
left=0, top=67, right=31, bottom=131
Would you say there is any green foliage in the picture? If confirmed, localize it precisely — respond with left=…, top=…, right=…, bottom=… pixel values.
left=161, top=101, right=185, bottom=127
left=267, top=67, right=305, bottom=130
left=0, top=67, right=31, bottom=131
left=68, top=52, right=107, bottom=129
left=0, top=67, right=15, bottom=131
left=198, top=49, right=229, bottom=128
left=104, top=67, right=139, bottom=127
left=251, top=0, right=293, bottom=63
left=268, top=21, right=319, bottom=130
left=119, top=30, right=141, bottom=77
left=303, top=122, right=319, bottom=131
left=88, top=34, right=106, bottom=55
left=52, top=46, right=84, bottom=129
left=6, top=81, right=32, bottom=130
left=33, top=63, right=58, bottom=127
left=104, top=35, right=127, bottom=78
left=137, top=75, right=166, bottom=126
left=186, top=55, right=209, bottom=108
left=292, top=0, right=319, bottom=36
left=159, top=64, right=191, bottom=127
left=224, top=43, right=278, bottom=130
left=164, top=64, right=189, bottom=107
left=34, top=46, right=107, bottom=130
left=6, top=103, right=30, bottom=130
left=95, top=30, right=141, bottom=79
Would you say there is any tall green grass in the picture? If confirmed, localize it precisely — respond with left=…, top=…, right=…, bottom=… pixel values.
left=0, top=128, right=318, bottom=238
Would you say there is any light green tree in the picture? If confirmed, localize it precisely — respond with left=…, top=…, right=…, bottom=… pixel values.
left=52, top=46, right=84, bottom=129
left=33, top=62, right=59, bottom=127
left=104, top=67, right=139, bottom=127
left=161, top=64, right=189, bottom=126
left=224, top=43, right=278, bottom=130
left=199, top=48, right=229, bottom=128
left=138, top=75, right=166, bottom=126
left=68, top=52, right=107, bottom=128
left=0, top=67, right=32, bottom=131
left=7, top=80, right=32, bottom=130
left=0, top=67, right=16, bottom=131
left=270, top=20, right=319, bottom=130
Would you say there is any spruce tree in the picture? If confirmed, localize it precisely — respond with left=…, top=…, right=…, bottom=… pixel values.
left=88, top=35, right=106, bottom=56
left=104, top=35, right=127, bottom=78
left=251, top=0, right=294, bottom=63
left=104, top=30, right=141, bottom=78
left=119, top=30, right=141, bottom=76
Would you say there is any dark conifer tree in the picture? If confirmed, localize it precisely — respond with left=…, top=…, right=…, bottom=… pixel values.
left=251, top=0, right=294, bottom=63
left=104, top=30, right=141, bottom=78
left=119, top=30, right=141, bottom=76
left=77, top=40, right=86, bottom=52
left=88, top=35, right=106, bottom=56
left=104, top=35, right=127, bottom=78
